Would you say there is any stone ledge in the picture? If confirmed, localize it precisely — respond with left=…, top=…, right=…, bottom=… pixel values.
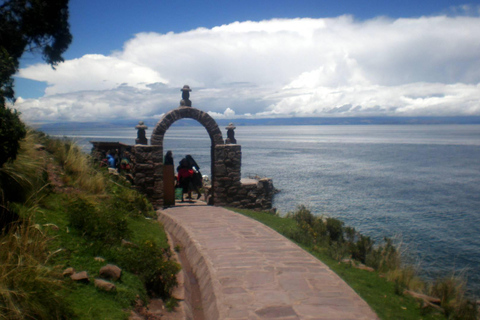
left=240, top=178, right=258, bottom=185
left=158, top=210, right=225, bottom=320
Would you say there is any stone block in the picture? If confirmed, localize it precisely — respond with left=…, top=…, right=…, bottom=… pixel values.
left=215, top=164, right=227, bottom=176
left=71, top=271, right=89, bottom=283
left=99, top=264, right=122, bottom=281
left=95, top=279, right=116, bottom=292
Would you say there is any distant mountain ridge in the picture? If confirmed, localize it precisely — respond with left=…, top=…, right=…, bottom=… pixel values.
left=37, top=116, right=480, bottom=130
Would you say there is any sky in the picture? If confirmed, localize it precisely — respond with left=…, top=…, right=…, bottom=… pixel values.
left=12, top=0, right=480, bottom=123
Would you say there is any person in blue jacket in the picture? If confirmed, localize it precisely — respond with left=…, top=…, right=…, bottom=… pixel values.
left=107, top=151, right=116, bottom=169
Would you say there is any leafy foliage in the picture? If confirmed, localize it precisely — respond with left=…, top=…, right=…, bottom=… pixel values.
left=112, top=241, right=181, bottom=299
left=66, top=196, right=130, bottom=246
left=0, top=0, right=72, bottom=104
left=0, top=106, right=26, bottom=167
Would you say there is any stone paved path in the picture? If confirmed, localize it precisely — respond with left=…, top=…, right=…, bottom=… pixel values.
left=158, top=205, right=379, bottom=320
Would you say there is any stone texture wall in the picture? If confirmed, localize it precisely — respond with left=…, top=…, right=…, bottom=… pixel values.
left=212, top=144, right=274, bottom=211
left=131, top=145, right=163, bottom=208
left=151, top=107, right=224, bottom=146
left=213, top=144, right=241, bottom=206
left=236, top=178, right=275, bottom=211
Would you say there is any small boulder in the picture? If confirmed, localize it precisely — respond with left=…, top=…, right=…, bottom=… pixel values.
left=63, top=267, right=75, bottom=277
left=94, top=279, right=116, bottom=292
left=71, top=271, right=89, bottom=283
left=99, top=264, right=122, bottom=281
left=94, top=257, right=105, bottom=262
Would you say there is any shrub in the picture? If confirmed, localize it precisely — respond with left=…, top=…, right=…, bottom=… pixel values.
left=326, top=217, right=344, bottom=243
left=108, top=183, right=154, bottom=218
left=67, top=196, right=130, bottom=246
left=429, top=273, right=478, bottom=319
left=352, top=234, right=374, bottom=264
left=112, top=240, right=181, bottom=298
left=0, top=106, right=26, bottom=167
left=289, top=205, right=315, bottom=226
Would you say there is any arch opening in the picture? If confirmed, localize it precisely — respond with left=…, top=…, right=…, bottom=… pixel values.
left=150, top=107, right=224, bottom=206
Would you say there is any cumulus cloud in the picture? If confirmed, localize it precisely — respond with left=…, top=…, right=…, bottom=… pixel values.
left=15, top=14, right=480, bottom=122
left=18, top=54, right=167, bottom=95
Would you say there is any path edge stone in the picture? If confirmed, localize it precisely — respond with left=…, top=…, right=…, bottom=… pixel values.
left=158, top=209, right=226, bottom=320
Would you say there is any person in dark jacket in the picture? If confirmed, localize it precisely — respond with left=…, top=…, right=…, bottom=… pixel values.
left=164, top=150, right=174, bottom=165
left=185, top=154, right=202, bottom=199
left=177, top=158, right=193, bottom=202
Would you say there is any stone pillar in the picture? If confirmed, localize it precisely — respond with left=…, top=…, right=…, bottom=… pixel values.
left=225, top=123, right=237, bottom=144
left=135, top=121, right=148, bottom=145
left=214, top=144, right=241, bottom=206
left=131, top=145, right=163, bottom=208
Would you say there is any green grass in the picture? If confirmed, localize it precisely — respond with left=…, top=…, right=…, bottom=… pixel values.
left=229, top=207, right=447, bottom=320
left=35, top=189, right=175, bottom=319
left=1, top=133, right=180, bottom=319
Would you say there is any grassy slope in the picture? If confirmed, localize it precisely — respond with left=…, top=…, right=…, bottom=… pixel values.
left=0, top=133, right=177, bottom=320
left=37, top=194, right=168, bottom=319
left=230, top=207, right=446, bottom=320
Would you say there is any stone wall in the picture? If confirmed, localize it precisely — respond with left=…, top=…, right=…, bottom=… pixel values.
left=90, top=142, right=131, bottom=163
left=212, top=144, right=274, bottom=211
left=237, top=178, right=275, bottom=211
left=131, top=145, right=163, bottom=208
left=212, top=144, right=241, bottom=206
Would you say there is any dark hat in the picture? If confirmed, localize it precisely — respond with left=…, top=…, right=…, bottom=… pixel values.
left=181, top=85, right=192, bottom=92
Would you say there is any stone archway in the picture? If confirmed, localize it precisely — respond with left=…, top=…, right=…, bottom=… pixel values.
left=150, top=107, right=224, bottom=205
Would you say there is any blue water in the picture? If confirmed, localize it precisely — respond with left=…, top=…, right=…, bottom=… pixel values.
left=43, top=124, right=480, bottom=297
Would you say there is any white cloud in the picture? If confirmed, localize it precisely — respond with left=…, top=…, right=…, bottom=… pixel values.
left=18, top=54, right=167, bottom=95
left=15, top=15, right=480, bottom=122
left=207, top=108, right=236, bottom=119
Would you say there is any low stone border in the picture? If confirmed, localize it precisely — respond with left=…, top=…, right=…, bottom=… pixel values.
left=158, top=209, right=225, bottom=319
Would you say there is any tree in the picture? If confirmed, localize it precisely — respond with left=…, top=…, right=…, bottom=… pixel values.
left=0, top=0, right=72, bottom=166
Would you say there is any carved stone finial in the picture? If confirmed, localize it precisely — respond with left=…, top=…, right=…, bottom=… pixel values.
left=180, top=85, right=192, bottom=107
left=135, top=121, right=148, bottom=145
left=225, top=123, right=237, bottom=144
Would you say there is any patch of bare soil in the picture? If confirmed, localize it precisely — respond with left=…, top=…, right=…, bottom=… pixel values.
left=44, top=156, right=77, bottom=194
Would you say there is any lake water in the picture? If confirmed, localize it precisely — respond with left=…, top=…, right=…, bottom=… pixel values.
left=42, top=124, right=480, bottom=296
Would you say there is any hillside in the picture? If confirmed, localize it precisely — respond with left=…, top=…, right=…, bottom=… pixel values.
left=0, top=131, right=180, bottom=319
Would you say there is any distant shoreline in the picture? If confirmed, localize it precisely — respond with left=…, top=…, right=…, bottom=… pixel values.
left=34, top=116, right=480, bottom=130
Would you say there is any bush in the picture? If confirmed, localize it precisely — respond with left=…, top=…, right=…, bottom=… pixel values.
left=326, top=217, right=344, bottom=243
left=352, top=234, right=374, bottom=264
left=429, top=273, right=478, bottom=319
left=108, top=183, right=154, bottom=218
left=289, top=205, right=315, bottom=226
left=0, top=106, right=26, bottom=167
left=67, top=197, right=130, bottom=246
left=112, top=240, right=181, bottom=298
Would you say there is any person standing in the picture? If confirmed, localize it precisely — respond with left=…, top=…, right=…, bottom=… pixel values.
left=163, top=150, right=175, bottom=206
left=164, top=150, right=174, bottom=165
left=177, top=158, right=193, bottom=202
left=185, top=154, right=202, bottom=199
